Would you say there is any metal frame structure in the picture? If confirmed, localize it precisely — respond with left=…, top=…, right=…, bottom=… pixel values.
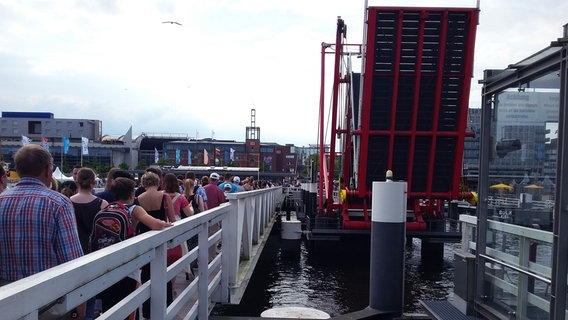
left=318, top=6, right=479, bottom=231
left=476, top=24, right=568, bottom=320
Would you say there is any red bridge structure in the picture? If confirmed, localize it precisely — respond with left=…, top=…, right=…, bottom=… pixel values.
left=313, top=6, right=479, bottom=252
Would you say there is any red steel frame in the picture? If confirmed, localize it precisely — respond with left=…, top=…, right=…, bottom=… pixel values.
left=318, top=7, right=479, bottom=229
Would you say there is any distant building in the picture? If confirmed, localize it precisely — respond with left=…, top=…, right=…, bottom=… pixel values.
left=0, top=111, right=134, bottom=171
left=463, top=108, right=481, bottom=181
left=0, top=111, right=300, bottom=180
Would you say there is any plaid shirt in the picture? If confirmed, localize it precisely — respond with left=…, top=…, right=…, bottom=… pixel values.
left=0, top=177, right=84, bottom=281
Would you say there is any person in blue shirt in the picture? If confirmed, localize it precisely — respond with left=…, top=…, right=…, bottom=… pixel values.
left=218, top=173, right=238, bottom=193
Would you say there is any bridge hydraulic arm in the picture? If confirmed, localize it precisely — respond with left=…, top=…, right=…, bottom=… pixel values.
left=318, top=40, right=326, bottom=212
left=319, top=18, right=347, bottom=212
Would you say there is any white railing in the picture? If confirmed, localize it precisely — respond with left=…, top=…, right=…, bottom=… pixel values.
left=487, top=195, right=555, bottom=210
left=459, top=214, right=556, bottom=319
left=0, top=187, right=283, bottom=320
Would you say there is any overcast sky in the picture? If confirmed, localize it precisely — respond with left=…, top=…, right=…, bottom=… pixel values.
left=1, top=1, right=567, bottom=147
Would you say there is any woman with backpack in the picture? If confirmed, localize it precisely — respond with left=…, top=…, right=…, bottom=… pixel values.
left=163, top=173, right=193, bottom=219
left=71, top=168, right=109, bottom=257
left=94, top=176, right=172, bottom=319
left=183, top=178, right=204, bottom=214
left=163, top=173, right=193, bottom=285
left=70, top=167, right=108, bottom=319
left=136, top=171, right=177, bottom=319
left=182, top=178, right=204, bottom=278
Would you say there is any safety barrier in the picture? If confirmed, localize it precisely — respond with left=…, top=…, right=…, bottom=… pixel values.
left=459, top=214, right=556, bottom=319
left=0, top=187, right=282, bottom=320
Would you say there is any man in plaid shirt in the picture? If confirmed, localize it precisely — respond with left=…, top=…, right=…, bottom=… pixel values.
left=0, top=144, right=83, bottom=282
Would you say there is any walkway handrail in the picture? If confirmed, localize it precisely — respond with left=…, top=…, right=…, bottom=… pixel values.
left=459, top=214, right=554, bottom=318
left=0, top=187, right=283, bottom=320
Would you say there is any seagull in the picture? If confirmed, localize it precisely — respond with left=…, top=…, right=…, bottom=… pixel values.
left=162, top=21, right=182, bottom=26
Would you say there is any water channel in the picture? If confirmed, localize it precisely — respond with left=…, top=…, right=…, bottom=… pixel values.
left=211, top=230, right=460, bottom=317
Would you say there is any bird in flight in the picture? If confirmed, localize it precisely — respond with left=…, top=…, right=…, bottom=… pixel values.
left=162, top=21, right=182, bottom=26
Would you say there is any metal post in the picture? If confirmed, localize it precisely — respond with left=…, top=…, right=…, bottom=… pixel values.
left=369, top=171, right=407, bottom=314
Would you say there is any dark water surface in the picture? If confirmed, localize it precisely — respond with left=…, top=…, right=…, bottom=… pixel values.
left=211, top=231, right=459, bottom=317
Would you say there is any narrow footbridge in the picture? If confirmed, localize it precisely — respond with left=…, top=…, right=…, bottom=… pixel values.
left=0, top=187, right=283, bottom=320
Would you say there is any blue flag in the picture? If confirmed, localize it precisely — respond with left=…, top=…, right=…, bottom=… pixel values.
left=63, top=137, right=70, bottom=154
left=188, top=149, right=192, bottom=165
left=175, top=149, right=180, bottom=165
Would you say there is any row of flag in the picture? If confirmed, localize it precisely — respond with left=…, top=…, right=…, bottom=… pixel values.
left=21, top=135, right=89, bottom=155
left=24, top=135, right=239, bottom=165
left=155, top=147, right=236, bottom=165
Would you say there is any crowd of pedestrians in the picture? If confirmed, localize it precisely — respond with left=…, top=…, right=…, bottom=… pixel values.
left=0, top=144, right=277, bottom=319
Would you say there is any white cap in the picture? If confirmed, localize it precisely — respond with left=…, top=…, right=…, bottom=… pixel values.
left=210, top=172, right=220, bottom=180
left=233, top=176, right=240, bottom=183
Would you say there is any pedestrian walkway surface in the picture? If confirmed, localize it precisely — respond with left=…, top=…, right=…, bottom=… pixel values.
left=420, top=300, right=482, bottom=320
left=172, top=271, right=198, bottom=320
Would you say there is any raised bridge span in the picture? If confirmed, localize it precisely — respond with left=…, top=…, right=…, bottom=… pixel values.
left=0, top=187, right=283, bottom=320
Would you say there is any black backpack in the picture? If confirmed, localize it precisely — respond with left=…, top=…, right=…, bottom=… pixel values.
left=88, top=202, right=135, bottom=252
left=185, top=185, right=200, bottom=216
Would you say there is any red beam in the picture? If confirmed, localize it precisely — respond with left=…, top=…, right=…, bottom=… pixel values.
left=407, top=11, right=427, bottom=193
left=387, top=10, right=404, bottom=172
left=426, top=11, right=448, bottom=199
left=452, top=9, right=479, bottom=199
left=357, top=8, right=378, bottom=198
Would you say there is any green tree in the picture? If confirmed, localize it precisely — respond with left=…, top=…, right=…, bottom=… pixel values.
left=157, top=157, right=167, bottom=166
left=118, top=162, right=129, bottom=170
left=306, top=153, right=319, bottom=168
left=301, top=154, right=320, bottom=180
left=136, top=159, right=147, bottom=170
left=99, top=164, right=111, bottom=176
left=61, top=157, right=70, bottom=174
left=91, top=157, right=101, bottom=171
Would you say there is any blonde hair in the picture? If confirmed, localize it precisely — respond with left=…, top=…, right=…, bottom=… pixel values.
left=141, top=171, right=160, bottom=188
left=183, top=178, right=195, bottom=199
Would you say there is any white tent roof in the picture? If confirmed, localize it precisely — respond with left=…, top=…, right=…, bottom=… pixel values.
left=52, top=167, right=74, bottom=182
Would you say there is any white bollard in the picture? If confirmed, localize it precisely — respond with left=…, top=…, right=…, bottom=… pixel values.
left=261, top=307, right=330, bottom=319
left=369, top=174, right=407, bottom=314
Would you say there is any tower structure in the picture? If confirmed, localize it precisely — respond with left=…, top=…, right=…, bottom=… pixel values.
left=245, top=109, right=261, bottom=168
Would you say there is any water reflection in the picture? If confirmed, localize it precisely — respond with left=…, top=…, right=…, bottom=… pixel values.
left=212, top=233, right=458, bottom=317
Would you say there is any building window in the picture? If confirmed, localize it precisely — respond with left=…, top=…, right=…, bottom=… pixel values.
left=28, top=121, right=41, bottom=134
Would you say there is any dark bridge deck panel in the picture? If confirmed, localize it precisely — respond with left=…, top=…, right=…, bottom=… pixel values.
left=359, top=7, right=479, bottom=201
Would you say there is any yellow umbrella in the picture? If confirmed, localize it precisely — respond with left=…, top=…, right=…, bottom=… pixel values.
left=524, top=184, right=544, bottom=189
left=490, top=183, right=513, bottom=190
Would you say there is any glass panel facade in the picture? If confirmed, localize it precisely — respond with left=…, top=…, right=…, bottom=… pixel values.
left=481, top=68, right=560, bottom=318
